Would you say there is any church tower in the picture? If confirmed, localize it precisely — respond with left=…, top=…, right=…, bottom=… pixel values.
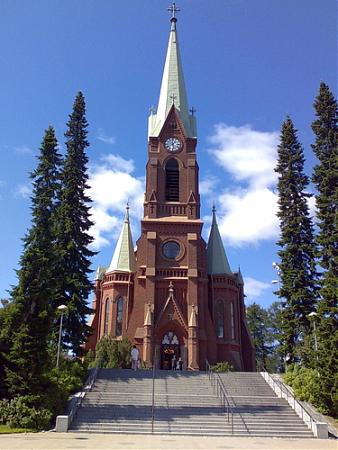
left=88, top=4, right=255, bottom=371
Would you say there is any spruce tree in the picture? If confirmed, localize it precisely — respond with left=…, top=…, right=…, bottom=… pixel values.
left=54, top=92, right=95, bottom=355
left=275, top=117, right=318, bottom=366
left=4, top=127, right=61, bottom=395
left=311, top=82, right=338, bottom=415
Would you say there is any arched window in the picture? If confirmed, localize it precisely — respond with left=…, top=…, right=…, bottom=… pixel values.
left=230, top=303, right=235, bottom=340
left=115, top=297, right=123, bottom=337
left=165, top=158, right=179, bottom=201
left=216, top=300, right=224, bottom=339
left=104, top=298, right=111, bottom=335
left=162, top=331, right=179, bottom=345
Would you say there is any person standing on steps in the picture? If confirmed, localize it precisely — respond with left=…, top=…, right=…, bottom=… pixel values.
left=171, top=354, right=177, bottom=370
left=176, top=357, right=183, bottom=371
left=131, top=345, right=139, bottom=370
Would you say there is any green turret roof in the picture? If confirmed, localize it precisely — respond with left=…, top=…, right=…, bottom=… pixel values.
left=207, top=206, right=232, bottom=275
left=107, top=205, right=136, bottom=273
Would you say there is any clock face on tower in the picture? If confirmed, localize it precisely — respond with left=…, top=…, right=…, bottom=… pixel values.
left=165, top=137, right=182, bottom=152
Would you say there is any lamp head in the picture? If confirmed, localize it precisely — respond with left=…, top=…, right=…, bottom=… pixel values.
left=57, top=304, right=67, bottom=312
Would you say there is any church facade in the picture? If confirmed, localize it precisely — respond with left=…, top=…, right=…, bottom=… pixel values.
left=86, top=10, right=255, bottom=371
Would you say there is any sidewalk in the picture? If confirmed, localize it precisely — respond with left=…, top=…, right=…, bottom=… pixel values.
left=0, top=432, right=336, bottom=450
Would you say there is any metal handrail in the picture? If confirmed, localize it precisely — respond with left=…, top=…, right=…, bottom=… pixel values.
left=68, top=366, right=100, bottom=425
left=206, top=360, right=234, bottom=434
left=261, top=368, right=316, bottom=431
left=151, top=348, right=156, bottom=433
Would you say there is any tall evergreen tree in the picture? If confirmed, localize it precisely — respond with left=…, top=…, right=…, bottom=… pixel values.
left=311, top=82, right=338, bottom=415
left=54, top=92, right=95, bottom=355
left=3, top=127, right=61, bottom=395
left=275, top=117, right=318, bottom=366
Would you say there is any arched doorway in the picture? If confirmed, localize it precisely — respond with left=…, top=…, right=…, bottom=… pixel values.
left=161, top=331, right=180, bottom=370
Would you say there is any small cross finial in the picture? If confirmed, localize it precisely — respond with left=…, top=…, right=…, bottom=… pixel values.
left=124, top=201, right=130, bottom=222
left=168, top=2, right=180, bottom=20
left=149, top=105, right=156, bottom=115
left=212, top=203, right=216, bottom=214
left=170, top=93, right=177, bottom=105
left=190, top=107, right=196, bottom=116
left=168, top=281, right=174, bottom=297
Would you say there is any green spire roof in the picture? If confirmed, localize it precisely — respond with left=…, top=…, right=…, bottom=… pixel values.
left=148, top=13, right=196, bottom=138
left=107, top=205, right=136, bottom=273
left=207, top=206, right=232, bottom=275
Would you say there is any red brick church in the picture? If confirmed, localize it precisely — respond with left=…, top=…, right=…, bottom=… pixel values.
left=86, top=6, right=255, bottom=371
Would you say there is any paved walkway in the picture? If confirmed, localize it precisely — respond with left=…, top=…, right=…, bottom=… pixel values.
left=0, top=433, right=336, bottom=450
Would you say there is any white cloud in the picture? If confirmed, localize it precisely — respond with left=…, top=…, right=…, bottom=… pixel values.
left=244, top=276, right=271, bottom=300
left=199, top=176, right=218, bottom=196
left=217, top=188, right=279, bottom=246
left=207, top=123, right=280, bottom=246
left=97, top=128, right=116, bottom=145
left=15, top=183, right=32, bottom=199
left=87, top=153, right=144, bottom=250
left=208, top=124, right=279, bottom=188
left=307, top=194, right=316, bottom=220
left=100, top=154, right=134, bottom=173
left=15, top=145, right=33, bottom=155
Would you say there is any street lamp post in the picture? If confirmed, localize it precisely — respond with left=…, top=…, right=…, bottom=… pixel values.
left=56, top=304, right=67, bottom=369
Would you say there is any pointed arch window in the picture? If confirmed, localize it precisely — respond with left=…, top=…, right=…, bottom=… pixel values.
left=216, top=300, right=224, bottom=339
left=115, top=297, right=123, bottom=337
left=165, top=158, right=179, bottom=201
left=104, top=298, right=111, bottom=335
left=230, top=302, right=235, bottom=340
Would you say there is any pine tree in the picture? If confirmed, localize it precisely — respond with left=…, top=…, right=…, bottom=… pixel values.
left=275, top=117, right=318, bottom=366
left=54, top=92, right=95, bottom=355
left=4, top=127, right=62, bottom=395
left=311, top=82, right=338, bottom=415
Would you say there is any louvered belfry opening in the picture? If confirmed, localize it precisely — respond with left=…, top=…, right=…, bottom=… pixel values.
left=165, top=158, right=179, bottom=201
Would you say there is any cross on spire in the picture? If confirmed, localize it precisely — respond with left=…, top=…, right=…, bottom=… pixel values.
left=170, top=93, right=177, bottom=104
left=190, top=107, right=196, bottom=116
left=168, top=2, right=180, bottom=20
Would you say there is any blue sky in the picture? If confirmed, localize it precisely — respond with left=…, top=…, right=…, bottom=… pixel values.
left=0, top=0, right=336, bottom=307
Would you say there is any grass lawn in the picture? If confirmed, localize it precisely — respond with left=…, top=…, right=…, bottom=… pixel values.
left=0, top=425, right=34, bottom=434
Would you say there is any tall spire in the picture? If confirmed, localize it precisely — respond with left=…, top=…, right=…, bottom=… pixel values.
left=148, top=2, right=196, bottom=138
left=107, top=204, right=136, bottom=273
left=207, top=206, right=232, bottom=275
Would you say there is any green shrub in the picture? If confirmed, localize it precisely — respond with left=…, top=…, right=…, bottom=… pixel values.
left=89, top=336, right=132, bottom=369
left=211, top=361, right=234, bottom=372
left=284, top=365, right=328, bottom=415
left=0, top=396, right=52, bottom=431
left=49, top=360, right=87, bottom=397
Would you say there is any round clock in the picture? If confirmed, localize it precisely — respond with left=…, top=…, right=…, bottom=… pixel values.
left=165, top=137, right=182, bottom=152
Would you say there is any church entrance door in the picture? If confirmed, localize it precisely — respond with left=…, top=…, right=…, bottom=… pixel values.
left=161, top=331, right=180, bottom=370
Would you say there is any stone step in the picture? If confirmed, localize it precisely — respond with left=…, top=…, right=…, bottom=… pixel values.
left=69, top=425, right=313, bottom=438
left=68, top=369, right=315, bottom=438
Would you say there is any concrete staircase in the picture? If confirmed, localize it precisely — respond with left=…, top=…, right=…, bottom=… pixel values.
left=218, top=372, right=313, bottom=438
left=69, top=369, right=314, bottom=437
